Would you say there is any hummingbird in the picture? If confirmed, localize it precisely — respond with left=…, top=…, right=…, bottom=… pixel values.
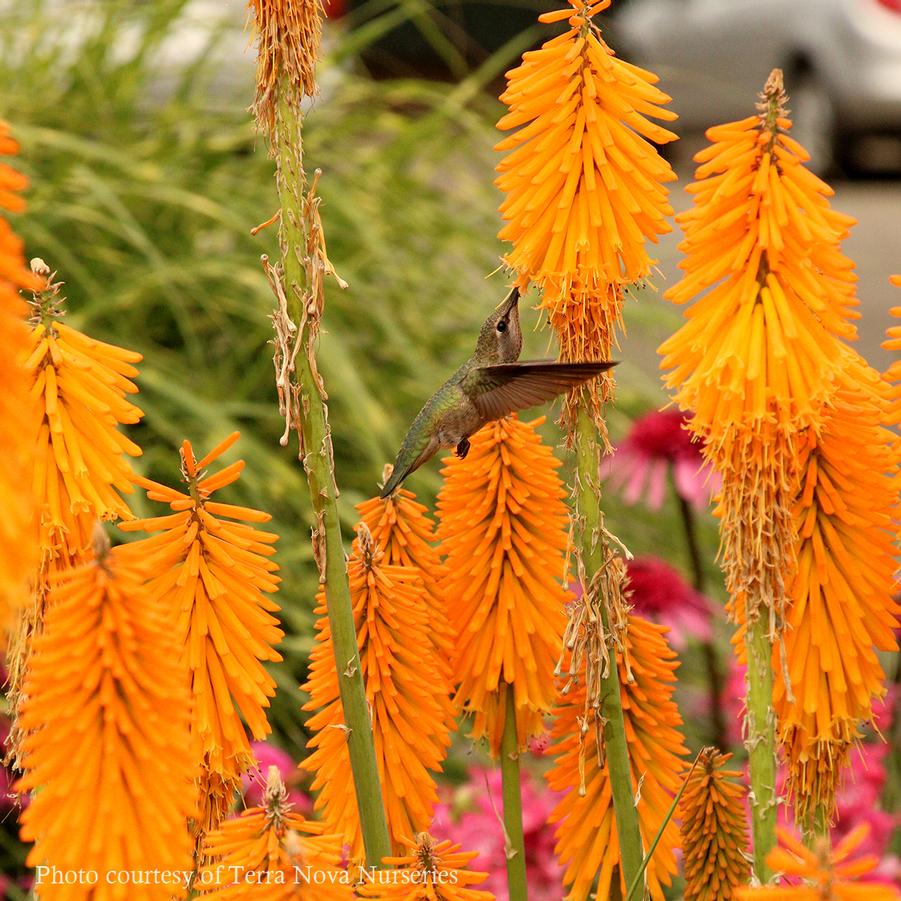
left=379, top=287, right=616, bottom=498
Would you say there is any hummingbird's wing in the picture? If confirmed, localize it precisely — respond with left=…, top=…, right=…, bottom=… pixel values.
left=464, top=360, right=616, bottom=421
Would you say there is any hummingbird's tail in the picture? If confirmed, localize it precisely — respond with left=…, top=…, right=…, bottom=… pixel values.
left=379, top=436, right=439, bottom=499
left=379, top=466, right=404, bottom=499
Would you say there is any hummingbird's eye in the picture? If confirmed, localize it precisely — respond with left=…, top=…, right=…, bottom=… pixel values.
left=496, top=320, right=507, bottom=333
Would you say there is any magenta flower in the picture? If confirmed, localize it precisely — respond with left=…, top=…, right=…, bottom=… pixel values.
left=433, top=767, right=564, bottom=900
left=625, top=556, right=714, bottom=649
left=607, top=409, right=718, bottom=510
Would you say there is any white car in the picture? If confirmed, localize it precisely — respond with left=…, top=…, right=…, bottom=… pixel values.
left=614, top=0, right=901, bottom=172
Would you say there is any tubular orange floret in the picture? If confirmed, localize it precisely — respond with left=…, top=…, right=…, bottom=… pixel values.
left=357, top=475, right=455, bottom=673
left=0, top=124, right=40, bottom=624
left=356, top=833, right=494, bottom=900
left=678, top=749, right=751, bottom=901
left=435, top=415, right=569, bottom=755
left=775, top=350, right=901, bottom=821
left=301, top=523, right=456, bottom=858
left=17, top=547, right=197, bottom=900
left=735, top=826, right=901, bottom=900
left=883, top=276, right=901, bottom=427
left=197, top=767, right=351, bottom=900
left=118, top=434, right=283, bottom=839
left=547, top=616, right=687, bottom=901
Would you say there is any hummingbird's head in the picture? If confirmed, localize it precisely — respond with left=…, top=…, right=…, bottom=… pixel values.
left=476, top=287, right=522, bottom=364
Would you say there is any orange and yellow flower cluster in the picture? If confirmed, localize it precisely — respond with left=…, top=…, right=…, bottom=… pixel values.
left=0, top=125, right=40, bottom=622
left=661, top=70, right=899, bottom=823
left=302, top=519, right=455, bottom=857
left=678, top=749, right=750, bottom=901
left=436, top=415, right=569, bottom=754
left=547, top=616, right=686, bottom=900
left=120, top=433, right=284, bottom=833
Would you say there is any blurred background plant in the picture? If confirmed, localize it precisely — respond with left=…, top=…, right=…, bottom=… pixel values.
left=1, top=0, right=897, bottom=896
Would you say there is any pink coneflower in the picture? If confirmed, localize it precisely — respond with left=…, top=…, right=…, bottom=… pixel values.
left=607, top=410, right=718, bottom=511
left=433, top=768, right=564, bottom=900
left=626, top=557, right=714, bottom=649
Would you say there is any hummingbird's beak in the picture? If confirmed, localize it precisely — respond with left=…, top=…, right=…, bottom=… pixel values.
left=500, top=286, right=520, bottom=315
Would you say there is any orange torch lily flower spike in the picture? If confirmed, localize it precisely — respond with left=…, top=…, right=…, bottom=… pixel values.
left=302, top=522, right=455, bottom=858
left=435, top=414, right=568, bottom=755
left=357, top=477, right=455, bottom=673
left=8, top=261, right=145, bottom=749
left=775, top=350, right=900, bottom=821
left=25, top=267, right=143, bottom=574
left=496, top=0, right=678, bottom=424
left=119, top=432, right=283, bottom=834
left=496, top=0, right=677, bottom=288
left=17, top=542, right=197, bottom=900
left=547, top=616, right=687, bottom=901
left=659, top=69, right=857, bottom=436
left=356, top=833, right=495, bottom=901
left=678, top=749, right=751, bottom=901
left=659, top=69, right=867, bottom=864
left=0, top=123, right=40, bottom=621
left=198, top=767, right=351, bottom=900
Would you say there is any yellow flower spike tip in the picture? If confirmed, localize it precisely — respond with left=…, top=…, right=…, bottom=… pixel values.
left=496, top=0, right=677, bottom=288
left=678, top=749, right=751, bottom=901
left=435, top=415, right=569, bottom=755
left=0, top=123, right=40, bottom=622
left=735, top=826, right=901, bottom=901
left=356, top=833, right=494, bottom=901
left=357, top=475, right=456, bottom=674
left=547, top=616, right=687, bottom=901
left=659, top=69, right=857, bottom=437
left=198, top=766, right=351, bottom=900
left=775, top=349, right=900, bottom=823
left=301, top=523, right=455, bottom=858
left=17, top=544, right=197, bottom=900
left=118, top=432, right=283, bottom=836
left=25, top=264, right=143, bottom=574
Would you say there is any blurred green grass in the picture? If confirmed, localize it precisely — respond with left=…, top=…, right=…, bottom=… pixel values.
left=1, top=0, right=718, bottom=756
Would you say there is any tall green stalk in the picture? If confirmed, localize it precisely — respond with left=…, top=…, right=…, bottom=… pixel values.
left=268, top=84, right=391, bottom=868
left=573, top=406, right=644, bottom=894
left=500, top=687, right=528, bottom=901
left=745, top=609, right=776, bottom=881
left=674, top=486, right=725, bottom=750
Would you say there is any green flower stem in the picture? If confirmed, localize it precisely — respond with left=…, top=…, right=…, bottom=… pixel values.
left=270, top=85, right=391, bottom=868
left=673, top=484, right=726, bottom=751
left=745, top=608, right=776, bottom=881
left=500, top=687, right=528, bottom=901
left=574, top=406, right=644, bottom=895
